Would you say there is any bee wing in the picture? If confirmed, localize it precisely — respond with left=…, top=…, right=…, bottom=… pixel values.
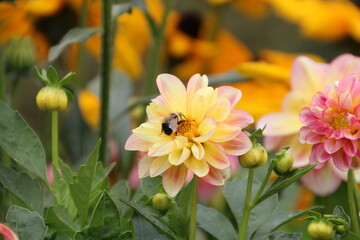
left=169, top=119, right=178, bottom=132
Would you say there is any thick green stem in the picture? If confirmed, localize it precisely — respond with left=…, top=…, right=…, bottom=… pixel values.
left=189, top=176, right=199, bottom=240
left=98, top=0, right=112, bottom=164
left=253, top=163, right=273, bottom=205
left=348, top=169, right=360, bottom=235
left=238, top=168, right=254, bottom=240
left=52, top=111, right=59, bottom=168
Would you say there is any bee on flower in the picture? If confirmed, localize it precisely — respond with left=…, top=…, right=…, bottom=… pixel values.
left=125, top=73, right=253, bottom=197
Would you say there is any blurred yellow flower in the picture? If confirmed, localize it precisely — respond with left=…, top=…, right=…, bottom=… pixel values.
left=78, top=90, right=100, bottom=129
left=268, top=0, right=360, bottom=42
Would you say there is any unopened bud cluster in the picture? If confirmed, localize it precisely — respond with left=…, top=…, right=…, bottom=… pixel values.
left=34, top=66, right=74, bottom=111
left=239, top=143, right=268, bottom=168
left=307, top=220, right=333, bottom=240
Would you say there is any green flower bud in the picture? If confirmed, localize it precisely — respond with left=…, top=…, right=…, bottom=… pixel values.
left=307, top=220, right=333, bottom=240
left=274, top=153, right=294, bottom=175
left=152, top=193, right=171, bottom=212
left=239, top=143, right=268, bottom=168
left=3, top=37, right=36, bottom=72
left=36, top=86, right=68, bottom=111
left=334, top=224, right=346, bottom=234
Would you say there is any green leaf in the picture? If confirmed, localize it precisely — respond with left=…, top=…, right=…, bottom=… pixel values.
left=343, top=231, right=360, bottom=240
left=110, top=180, right=131, bottom=215
left=69, top=140, right=101, bottom=227
left=75, top=192, right=121, bottom=240
left=59, top=72, right=75, bottom=86
left=133, top=214, right=170, bottom=240
left=140, top=176, right=162, bottom=198
left=254, top=232, right=302, bottom=240
left=0, top=100, right=47, bottom=183
left=256, top=164, right=316, bottom=205
left=46, top=65, right=58, bottom=85
left=34, top=66, right=49, bottom=84
left=253, top=208, right=322, bottom=238
left=163, top=204, right=187, bottom=238
left=332, top=205, right=351, bottom=239
left=177, top=178, right=195, bottom=220
left=197, top=204, right=237, bottom=240
left=223, top=177, right=278, bottom=239
left=112, top=3, right=132, bottom=20
left=45, top=205, right=79, bottom=237
left=6, top=205, right=46, bottom=240
left=0, top=164, right=43, bottom=213
left=48, top=28, right=99, bottom=62
left=118, top=197, right=177, bottom=240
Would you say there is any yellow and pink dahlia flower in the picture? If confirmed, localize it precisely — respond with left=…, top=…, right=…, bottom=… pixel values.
left=125, top=73, right=253, bottom=197
left=299, top=74, right=360, bottom=171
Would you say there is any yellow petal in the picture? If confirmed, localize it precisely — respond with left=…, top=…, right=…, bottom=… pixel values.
left=162, top=165, right=187, bottom=197
left=211, top=123, right=241, bottom=142
left=146, top=101, right=171, bottom=119
left=169, top=147, right=191, bottom=166
left=132, top=121, right=166, bottom=143
left=206, top=99, right=231, bottom=122
left=191, top=141, right=205, bottom=160
left=138, top=154, right=152, bottom=178
left=189, top=87, right=217, bottom=123
left=194, top=117, right=216, bottom=142
left=203, top=142, right=230, bottom=169
left=184, top=156, right=209, bottom=177
left=149, top=156, right=171, bottom=177
left=148, top=140, right=179, bottom=157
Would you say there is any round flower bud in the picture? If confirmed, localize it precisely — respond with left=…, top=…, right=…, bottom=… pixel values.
left=334, top=224, right=346, bottom=234
left=36, top=86, right=68, bottom=111
left=307, top=220, right=333, bottom=240
left=152, top=193, right=171, bottom=212
left=238, top=143, right=268, bottom=168
left=3, top=37, right=36, bottom=72
left=274, top=153, right=294, bottom=175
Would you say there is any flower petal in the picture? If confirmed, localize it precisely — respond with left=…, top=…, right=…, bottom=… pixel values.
left=324, top=138, right=342, bottom=154
left=257, top=112, right=303, bottom=136
left=205, top=99, right=231, bottom=122
left=138, top=154, right=152, bottom=178
left=327, top=54, right=360, bottom=84
left=149, top=156, right=172, bottom=177
left=221, top=131, right=252, bottom=155
left=169, top=147, right=191, bottom=166
left=217, top=86, right=242, bottom=107
left=201, top=166, right=231, bottom=186
left=194, top=117, right=216, bottom=142
left=0, top=223, right=19, bottom=240
left=332, top=150, right=351, bottom=171
left=189, top=87, right=217, bottom=123
left=203, top=142, right=230, bottom=169
left=132, top=121, right=167, bottom=143
left=162, top=165, right=187, bottom=197
left=301, top=163, right=342, bottom=196
left=156, top=74, right=187, bottom=113
left=148, top=140, right=179, bottom=157
left=125, top=134, right=153, bottom=151
left=146, top=101, right=171, bottom=119
left=191, top=141, right=205, bottom=160
left=187, top=74, right=208, bottom=103
left=225, top=109, right=254, bottom=129
left=184, top=156, right=209, bottom=177
left=211, top=123, right=241, bottom=142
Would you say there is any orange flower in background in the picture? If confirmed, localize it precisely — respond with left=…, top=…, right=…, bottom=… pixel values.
left=125, top=74, right=253, bottom=197
left=268, top=0, right=360, bottom=42
left=233, top=50, right=323, bottom=120
left=78, top=90, right=100, bottom=129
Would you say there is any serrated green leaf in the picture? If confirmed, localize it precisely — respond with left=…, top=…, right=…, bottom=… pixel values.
left=0, top=164, right=43, bottom=213
left=118, top=197, right=177, bottom=240
left=59, top=72, right=75, bottom=86
left=6, top=205, right=46, bottom=240
left=133, top=214, right=170, bottom=240
left=253, top=208, right=322, bottom=238
left=48, top=28, right=99, bottom=61
left=45, top=205, right=79, bottom=237
left=256, top=165, right=316, bottom=205
left=197, top=204, right=237, bottom=240
left=223, top=177, right=278, bottom=239
left=69, top=140, right=101, bottom=227
left=58, top=159, right=74, bottom=185
left=46, top=65, right=58, bottom=85
left=254, top=232, right=302, bottom=240
left=75, top=192, right=121, bottom=240
left=0, top=100, right=47, bottom=184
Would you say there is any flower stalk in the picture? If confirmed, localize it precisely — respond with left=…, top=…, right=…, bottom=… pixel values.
left=98, top=0, right=113, bottom=164
left=238, top=168, right=254, bottom=240
left=347, top=169, right=360, bottom=235
left=189, top=176, right=199, bottom=240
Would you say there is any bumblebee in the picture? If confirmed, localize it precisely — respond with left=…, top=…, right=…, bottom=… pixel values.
left=161, top=112, right=187, bottom=135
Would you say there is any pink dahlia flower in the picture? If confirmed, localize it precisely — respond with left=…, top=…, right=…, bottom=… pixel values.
left=0, top=223, right=19, bottom=240
left=125, top=73, right=253, bottom=197
left=257, top=54, right=360, bottom=196
left=299, top=74, right=360, bottom=171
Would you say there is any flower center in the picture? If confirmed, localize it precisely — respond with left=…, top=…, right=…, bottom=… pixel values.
left=176, top=120, right=197, bottom=139
left=331, top=114, right=349, bottom=130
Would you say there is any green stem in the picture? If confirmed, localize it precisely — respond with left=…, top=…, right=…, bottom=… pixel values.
left=98, top=0, right=113, bottom=165
left=76, top=0, right=88, bottom=89
left=189, top=176, right=199, bottom=240
left=347, top=169, right=360, bottom=235
left=0, top=52, right=5, bottom=102
left=52, top=111, right=59, bottom=168
left=238, top=168, right=254, bottom=240
left=253, top=163, right=274, bottom=205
